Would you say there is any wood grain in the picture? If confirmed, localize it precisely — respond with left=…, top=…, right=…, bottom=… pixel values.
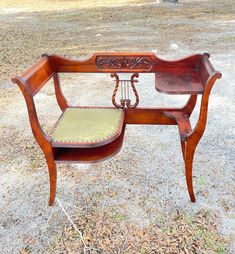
left=12, top=52, right=222, bottom=205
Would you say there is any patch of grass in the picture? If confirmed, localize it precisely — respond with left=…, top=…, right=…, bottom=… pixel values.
left=215, top=242, right=226, bottom=254
left=19, top=245, right=32, bottom=254
left=112, top=208, right=127, bottom=222
left=196, top=176, right=206, bottom=186
left=156, top=214, right=167, bottom=225
left=30, top=153, right=41, bottom=169
left=140, top=246, right=148, bottom=254
left=27, top=145, right=44, bottom=169
left=230, top=214, right=235, bottom=219
left=216, top=35, right=235, bottom=43
left=114, top=213, right=127, bottom=222
left=90, top=191, right=104, bottom=203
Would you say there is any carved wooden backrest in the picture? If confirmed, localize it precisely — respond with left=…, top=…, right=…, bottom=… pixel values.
left=44, top=52, right=210, bottom=109
left=46, top=52, right=203, bottom=73
left=12, top=52, right=220, bottom=112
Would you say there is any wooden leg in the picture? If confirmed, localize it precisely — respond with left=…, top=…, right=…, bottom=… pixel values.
left=46, top=158, right=57, bottom=206
left=180, top=140, right=185, bottom=161
left=185, top=142, right=196, bottom=202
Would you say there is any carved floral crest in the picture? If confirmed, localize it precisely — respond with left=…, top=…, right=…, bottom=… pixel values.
left=96, top=56, right=152, bottom=69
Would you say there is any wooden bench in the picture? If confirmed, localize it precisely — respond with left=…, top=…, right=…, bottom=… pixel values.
left=12, top=52, right=222, bottom=206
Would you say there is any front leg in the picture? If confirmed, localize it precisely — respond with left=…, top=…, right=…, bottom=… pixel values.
left=184, top=140, right=197, bottom=202
left=45, top=155, right=57, bottom=206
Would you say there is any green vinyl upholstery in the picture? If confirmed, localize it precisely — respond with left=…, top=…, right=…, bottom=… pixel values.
left=51, top=107, right=124, bottom=147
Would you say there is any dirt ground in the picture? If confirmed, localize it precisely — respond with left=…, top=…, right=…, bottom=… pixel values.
left=0, top=0, right=234, bottom=253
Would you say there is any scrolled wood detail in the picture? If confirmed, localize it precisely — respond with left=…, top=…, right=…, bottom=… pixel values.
left=96, top=56, right=152, bottom=69
left=111, top=73, right=121, bottom=108
left=129, top=73, right=139, bottom=108
left=111, top=73, right=139, bottom=109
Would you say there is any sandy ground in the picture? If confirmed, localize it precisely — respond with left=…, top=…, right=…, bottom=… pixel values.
left=0, top=0, right=235, bottom=253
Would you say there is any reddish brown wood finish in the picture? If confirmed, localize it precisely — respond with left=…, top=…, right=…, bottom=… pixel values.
left=12, top=52, right=221, bottom=206
left=45, top=52, right=206, bottom=73
left=53, top=127, right=126, bottom=163
left=155, top=70, right=204, bottom=94
left=53, top=73, right=70, bottom=111
left=111, top=73, right=140, bottom=108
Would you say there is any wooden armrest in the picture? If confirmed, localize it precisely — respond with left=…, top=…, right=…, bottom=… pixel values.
left=12, top=56, right=55, bottom=149
left=12, top=56, right=54, bottom=96
left=197, top=53, right=222, bottom=87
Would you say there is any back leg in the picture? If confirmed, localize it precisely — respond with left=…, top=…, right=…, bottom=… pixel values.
left=180, top=140, right=185, bottom=161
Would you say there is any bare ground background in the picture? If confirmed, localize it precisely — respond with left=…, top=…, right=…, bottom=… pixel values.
left=0, top=0, right=234, bottom=253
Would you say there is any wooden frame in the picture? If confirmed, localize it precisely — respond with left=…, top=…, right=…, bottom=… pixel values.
left=12, top=52, right=222, bottom=206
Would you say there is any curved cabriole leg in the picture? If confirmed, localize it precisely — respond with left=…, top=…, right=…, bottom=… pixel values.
left=184, top=142, right=196, bottom=202
left=46, top=157, right=57, bottom=206
left=180, top=140, right=185, bottom=161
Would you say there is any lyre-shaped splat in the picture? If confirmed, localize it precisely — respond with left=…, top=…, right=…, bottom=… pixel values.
left=111, top=73, right=139, bottom=108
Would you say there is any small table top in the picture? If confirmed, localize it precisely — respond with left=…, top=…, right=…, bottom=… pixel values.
left=155, top=69, right=204, bottom=95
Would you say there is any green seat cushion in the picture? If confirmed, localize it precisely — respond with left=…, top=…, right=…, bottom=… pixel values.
left=51, top=108, right=124, bottom=148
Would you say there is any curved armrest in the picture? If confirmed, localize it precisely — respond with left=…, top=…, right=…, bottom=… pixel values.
left=186, top=54, right=222, bottom=142
left=12, top=57, right=54, bottom=152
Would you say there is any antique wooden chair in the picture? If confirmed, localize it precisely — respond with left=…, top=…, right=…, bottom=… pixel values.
left=12, top=52, right=221, bottom=206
